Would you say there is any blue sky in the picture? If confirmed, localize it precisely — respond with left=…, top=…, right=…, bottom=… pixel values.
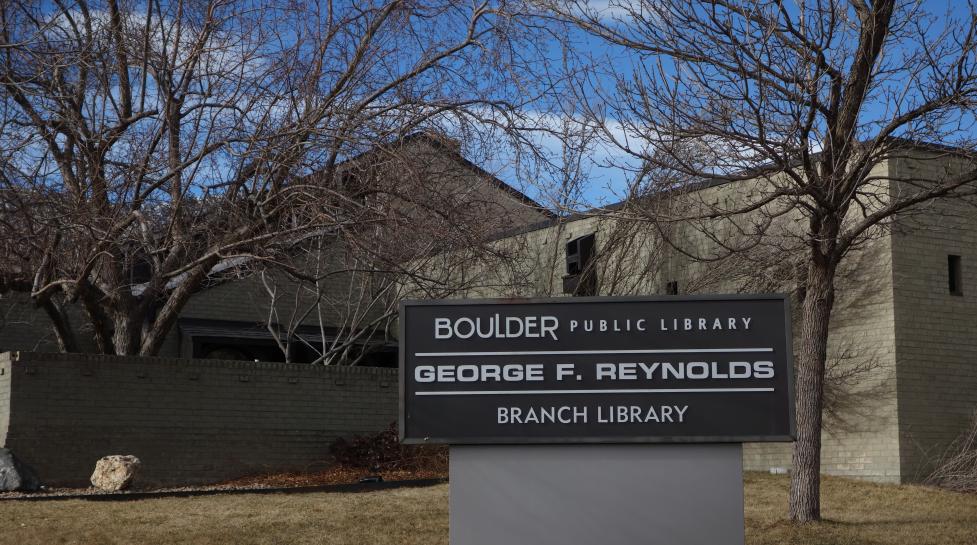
left=23, top=0, right=975, bottom=211
left=479, top=0, right=977, bottom=210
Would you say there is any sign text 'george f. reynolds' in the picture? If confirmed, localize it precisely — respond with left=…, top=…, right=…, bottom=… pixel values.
left=399, top=296, right=795, bottom=444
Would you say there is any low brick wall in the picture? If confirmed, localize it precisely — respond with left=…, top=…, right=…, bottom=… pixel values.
left=0, top=352, right=398, bottom=487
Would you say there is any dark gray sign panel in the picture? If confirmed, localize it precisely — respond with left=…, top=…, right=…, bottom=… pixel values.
left=399, top=295, right=794, bottom=444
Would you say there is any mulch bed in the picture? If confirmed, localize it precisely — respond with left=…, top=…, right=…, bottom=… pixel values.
left=217, top=465, right=448, bottom=488
left=0, top=464, right=449, bottom=501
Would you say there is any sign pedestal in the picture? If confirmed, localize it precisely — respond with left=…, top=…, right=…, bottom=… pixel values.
left=401, top=296, right=792, bottom=544
left=449, top=443, right=744, bottom=545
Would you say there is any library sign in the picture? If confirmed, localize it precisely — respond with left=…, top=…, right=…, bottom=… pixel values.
left=399, top=295, right=795, bottom=444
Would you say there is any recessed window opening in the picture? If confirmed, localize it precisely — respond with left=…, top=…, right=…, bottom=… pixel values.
left=949, top=255, right=963, bottom=296
left=666, top=281, right=679, bottom=295
left=563, top=234, right=596, bottom=296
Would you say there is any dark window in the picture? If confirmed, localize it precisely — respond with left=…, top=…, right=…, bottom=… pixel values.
left=666, top=281, right=679, bottom=295
left=563, top=234, right=597, bottom=296
left=949, top=255, right=963, bottom=295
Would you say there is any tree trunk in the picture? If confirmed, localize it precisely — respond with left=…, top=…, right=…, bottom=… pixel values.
left=113, top=314, right=141, bottom=356
left=138, top=260, right=216, bottom=356
left=788, top=257, right=837, bottom=522
left=78, top=289, right=116, bottom=355
left=37, top=297, right=79, bottom=353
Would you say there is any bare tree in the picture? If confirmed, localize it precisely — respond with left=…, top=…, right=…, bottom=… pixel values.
left=924, top=409, right=977, bottom=493
left=0, top=0, right=541, bottom=356
left=256, top=251, right=401, bottom=366
left=541, top=0, right=977, bottom=521
left=250, top=132, right=553, bottom=364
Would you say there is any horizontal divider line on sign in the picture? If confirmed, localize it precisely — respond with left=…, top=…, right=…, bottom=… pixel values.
left=413, top=348, right=774, bottom=357
left=414, top=387, right=776, bottom=396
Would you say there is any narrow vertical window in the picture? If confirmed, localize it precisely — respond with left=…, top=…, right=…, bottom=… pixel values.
left=949, top=255, right=963, bottom=295
left=562, top=234, right=597, bottom=296
left=666, top=281, right=679, bottom=295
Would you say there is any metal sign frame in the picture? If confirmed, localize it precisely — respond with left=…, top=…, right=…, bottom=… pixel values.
left=399, top=294, right=795, bottom=445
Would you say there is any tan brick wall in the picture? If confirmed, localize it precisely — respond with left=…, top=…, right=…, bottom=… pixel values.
left=0, top=351, right=397, bottom=487
left=744, top=233, right=901, bottom=482
left=446, top=166, right=904, bottom=482
left=890, top=153, right=977, bottom=481
left=377, top=136, right=550, bottom=232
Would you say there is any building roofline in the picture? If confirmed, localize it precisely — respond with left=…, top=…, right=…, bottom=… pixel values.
left=336, top=131, right=556, bottom=219
left=484, top=176, right=733, bottom=242
left=484, top=136, right=977, bottom=242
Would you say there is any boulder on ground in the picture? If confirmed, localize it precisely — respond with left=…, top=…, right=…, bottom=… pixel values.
left=91, top=455, right=141, bottom=491
left=0, top=448, right=40, bottom=492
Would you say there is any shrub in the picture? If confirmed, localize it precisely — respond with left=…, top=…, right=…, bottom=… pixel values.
left=925, top=410, right=977, bottom=493
left=329, top=422, right=448, bottom=473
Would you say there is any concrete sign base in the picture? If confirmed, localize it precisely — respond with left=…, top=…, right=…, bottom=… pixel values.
left=449, top=444, right=744, bottom=545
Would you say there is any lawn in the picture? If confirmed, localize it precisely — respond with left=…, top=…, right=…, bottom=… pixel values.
left=1, top=473, right=976, bottom=545
left=745, top=473, right=977, bottom=545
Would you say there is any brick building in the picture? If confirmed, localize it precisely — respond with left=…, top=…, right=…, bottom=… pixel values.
left=416, top=148, right=977, bottom=483
left=0, top=131, right=557, bottom=485
left=0, top=133, right=552, bottom=364
left=3, top=138, right=974, bottom=485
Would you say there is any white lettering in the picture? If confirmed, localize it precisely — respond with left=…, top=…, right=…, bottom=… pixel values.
left=638, top=361, right=660, bottom=379
left=455, top=318, right=475, bottom=339
left=505, top=316, right=524, bottom=338
left=540, top=316, right=559, bottom=340
left=433, top=315, right=560, bottom=340
left=596, top=363, right=617, bottom=380
left=754, top=361, right=775, bottom=379
left=434, top=318, right=452, bottom=339
left=415, top=365, right=436, bottom=382
left=729, top=361, right=752, bottom=378
left=686, top=361, right=709, bottom=379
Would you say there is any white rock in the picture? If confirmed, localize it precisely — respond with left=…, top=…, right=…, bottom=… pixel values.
left=91, top=455, right=141, bottom=491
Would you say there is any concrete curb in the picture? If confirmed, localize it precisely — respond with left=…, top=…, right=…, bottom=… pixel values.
left=1, top=478, right=447, bottom=502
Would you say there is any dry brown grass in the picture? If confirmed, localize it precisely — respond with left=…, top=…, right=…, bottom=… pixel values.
left=1, top=474, right=976, bottom=544
left=745, top=473, right=977, bottom=545
left=0, top=485, right=450, bottom=545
